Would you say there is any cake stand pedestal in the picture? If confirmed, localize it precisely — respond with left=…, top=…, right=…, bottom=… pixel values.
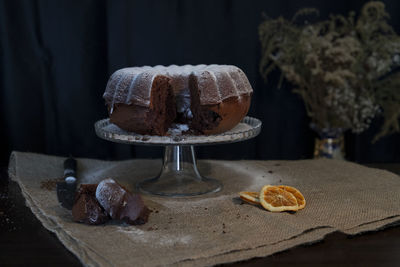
left=94, top=116, right=261, bottom=197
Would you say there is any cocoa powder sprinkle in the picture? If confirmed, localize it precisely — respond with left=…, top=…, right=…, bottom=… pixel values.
left=40, top=177, right=64, bottom=191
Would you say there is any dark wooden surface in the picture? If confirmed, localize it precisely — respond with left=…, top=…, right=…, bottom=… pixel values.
left=1, top=164, right=400, bottom=267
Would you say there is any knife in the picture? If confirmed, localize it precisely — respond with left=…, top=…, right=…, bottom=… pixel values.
left=56, top=156, right=78, bottom=210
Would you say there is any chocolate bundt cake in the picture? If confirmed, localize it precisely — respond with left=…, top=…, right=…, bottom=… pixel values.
left=103, top=65, right=253, bottom=135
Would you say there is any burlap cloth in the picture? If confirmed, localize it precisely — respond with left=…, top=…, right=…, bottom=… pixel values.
left=8, top=151, right=400, bottom=267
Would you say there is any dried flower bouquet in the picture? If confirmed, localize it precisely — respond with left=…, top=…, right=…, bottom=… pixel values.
left=259, top=1, right=400, bottom=141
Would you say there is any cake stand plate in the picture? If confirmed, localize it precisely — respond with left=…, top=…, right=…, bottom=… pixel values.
left=95, top=116, right=261, bottom=197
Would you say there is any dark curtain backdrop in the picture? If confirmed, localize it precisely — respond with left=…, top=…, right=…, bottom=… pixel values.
left=1, top=0, right=399, bottom=166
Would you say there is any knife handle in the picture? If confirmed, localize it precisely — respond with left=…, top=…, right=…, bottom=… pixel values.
left=64, top=157, right=77, bottom=177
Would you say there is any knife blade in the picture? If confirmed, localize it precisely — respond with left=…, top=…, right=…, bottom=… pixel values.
left=56, top=156, right=78, bottom=210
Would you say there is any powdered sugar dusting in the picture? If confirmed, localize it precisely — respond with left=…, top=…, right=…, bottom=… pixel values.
left=104, top=64, right=253, bottom=109
left=118, top=227, right=192, bottom=246
left=162, top=194, right=232, bottom=211
left=96, top=178, right=125, bottom=217
left=167, top=124, right=189, bottom=135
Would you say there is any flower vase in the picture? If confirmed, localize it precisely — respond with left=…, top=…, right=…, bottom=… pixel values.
left=311, top=124, right=345, bottom=160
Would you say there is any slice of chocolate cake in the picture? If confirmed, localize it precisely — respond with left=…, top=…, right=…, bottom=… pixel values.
left=95, top=178, right=149, bottom=225
left=189, top=74, right=222, bottom=133
left=110, top=75, right=176, bottom=136
left=72, top=184, right=109, bottom=225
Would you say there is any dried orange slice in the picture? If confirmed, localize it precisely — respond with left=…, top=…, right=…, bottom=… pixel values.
left=278, top=185, right=306, bottom=210
left=259, top=185, right=299, bottom=212
left=239, top=191, right=260, bottom=205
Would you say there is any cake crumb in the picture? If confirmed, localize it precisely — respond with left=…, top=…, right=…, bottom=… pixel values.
left=141, top=136, right=150, bottom=141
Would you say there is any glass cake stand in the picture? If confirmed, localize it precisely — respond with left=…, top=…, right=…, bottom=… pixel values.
left=94, top=116, right=261, bottom=197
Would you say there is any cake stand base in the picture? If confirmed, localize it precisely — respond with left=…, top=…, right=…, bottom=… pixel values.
left=137, top=146, right=222, bottom=197
left=95, top=116, right=262, bottom=197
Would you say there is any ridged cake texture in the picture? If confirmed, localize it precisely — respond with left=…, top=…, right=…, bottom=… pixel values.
left=103, top=65, right=253, bottom=113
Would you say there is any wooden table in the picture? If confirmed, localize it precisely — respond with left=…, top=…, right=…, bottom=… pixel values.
left=1, top=164, right=400, bottom=266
